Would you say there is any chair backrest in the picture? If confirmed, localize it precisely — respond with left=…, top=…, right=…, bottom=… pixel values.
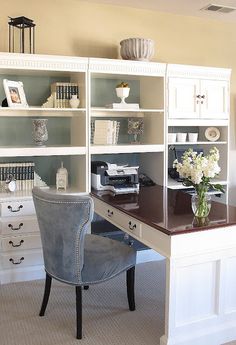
left=32, top=187, right=94, bottom=285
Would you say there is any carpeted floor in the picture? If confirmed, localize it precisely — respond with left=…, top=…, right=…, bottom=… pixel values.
left=0, top=260, right=235, bottom=345
left=0, top=261, right=166, bottom=345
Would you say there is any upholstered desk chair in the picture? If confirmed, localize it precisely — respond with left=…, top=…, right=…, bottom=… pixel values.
left=32, top=187, right=136, bottom=339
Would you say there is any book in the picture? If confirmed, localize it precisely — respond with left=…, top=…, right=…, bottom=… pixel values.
left=51, top=82, right=79, bottom=108
left=106, top=103, right=139, bottom=109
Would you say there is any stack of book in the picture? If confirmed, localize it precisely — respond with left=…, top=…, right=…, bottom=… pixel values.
left=51, top=82, right=79, bottom=108
left=92, top=120, right=120, bottom=145
left=0, top=162, right=35, bottom=191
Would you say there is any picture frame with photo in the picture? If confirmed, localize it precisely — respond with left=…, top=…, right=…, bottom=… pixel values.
left=3, top=79, right=28, bottom=108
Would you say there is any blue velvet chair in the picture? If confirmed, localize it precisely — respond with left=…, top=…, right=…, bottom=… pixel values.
left=32, top=187, right=136, bottom=339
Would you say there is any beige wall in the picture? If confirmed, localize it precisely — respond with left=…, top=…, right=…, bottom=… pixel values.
left=1, top=0, right=236, bottom=202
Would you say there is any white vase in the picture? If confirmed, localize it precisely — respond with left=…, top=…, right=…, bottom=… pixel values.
left=69, top=95, right=80, bottom=108
left=116, top=87, right=130, bottom=103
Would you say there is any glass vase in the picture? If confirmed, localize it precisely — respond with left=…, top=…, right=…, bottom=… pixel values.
left=191, top=193, right=211, bottom=218
left=32, top=118, right=48, bottom=146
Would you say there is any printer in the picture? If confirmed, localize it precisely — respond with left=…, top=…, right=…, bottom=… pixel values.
left=91, top=161, right=139, bottom=194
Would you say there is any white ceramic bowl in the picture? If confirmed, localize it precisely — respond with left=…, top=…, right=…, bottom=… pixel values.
left=120, top=38, right=155, bottom=61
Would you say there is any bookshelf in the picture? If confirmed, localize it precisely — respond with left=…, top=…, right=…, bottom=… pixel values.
left=0, top=53, right=88, bottom=284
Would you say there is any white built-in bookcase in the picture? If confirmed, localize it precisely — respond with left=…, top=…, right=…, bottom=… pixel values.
left=0, top=53, right=231, bottom=284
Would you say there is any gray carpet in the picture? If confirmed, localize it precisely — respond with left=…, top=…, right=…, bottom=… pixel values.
left=0, top=261, right=165, bottom=345
left=0, top=260, right=235, bottom=345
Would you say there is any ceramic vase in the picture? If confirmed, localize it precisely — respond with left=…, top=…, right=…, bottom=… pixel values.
left=69, top=95, right=80, bottom=108
left=32, top=119, right=48, bottom=146
left=116, top=87, right=130, bottom=103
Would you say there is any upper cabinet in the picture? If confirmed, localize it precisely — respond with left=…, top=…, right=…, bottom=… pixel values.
left=167, top=64, right=230, bottom=120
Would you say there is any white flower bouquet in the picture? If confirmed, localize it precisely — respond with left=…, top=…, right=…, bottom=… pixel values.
left=173, top=147, right=224, bottom=218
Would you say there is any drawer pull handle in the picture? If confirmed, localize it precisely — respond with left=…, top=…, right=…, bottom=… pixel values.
left=128, top=221, right=136, bottom=231
left=8, top=223, right=24, bottom=231
left=9, top=257, right=24, bottom=265
left=107, top=209, right=114, bottom=217
left=7, top=205, right=23, bottom=213
left=9, top=240, right=24, bottom=248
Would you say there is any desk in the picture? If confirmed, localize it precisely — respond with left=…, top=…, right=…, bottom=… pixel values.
left=92, top=185, right=236, bottom=345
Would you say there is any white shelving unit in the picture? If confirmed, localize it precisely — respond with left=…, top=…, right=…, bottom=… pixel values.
left=166, top=64, right=231, bottom=203
left=0, top=52, right=89, bottom=284
left=0, top=53, right=231, bottom=284
left=89, top=57, right=166, bottom=188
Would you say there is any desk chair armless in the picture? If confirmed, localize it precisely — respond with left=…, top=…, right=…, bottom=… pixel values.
left=32, top=187, right=136, bottom=339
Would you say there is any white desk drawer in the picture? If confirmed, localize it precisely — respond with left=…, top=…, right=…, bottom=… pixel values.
left=114, top=210, right=142, bottom=238
left=0, top=200, right=35, bottom=217
left=1, top=234, right=42, bottom=252
left=0, top=216, right=39, bottom=235
left=1, top=249, right=43, bottom=269
left=0, top=250, right=43, bottom=269
left=94, top=198, right=142, bottom=238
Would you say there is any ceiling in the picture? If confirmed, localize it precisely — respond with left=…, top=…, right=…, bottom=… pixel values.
left=83, top=0, right=236, bottom=22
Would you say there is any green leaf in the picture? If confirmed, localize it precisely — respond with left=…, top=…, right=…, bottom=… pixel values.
left=211, top=184, right=225, bottom=193
left=183, top=180, right=193, bottom=187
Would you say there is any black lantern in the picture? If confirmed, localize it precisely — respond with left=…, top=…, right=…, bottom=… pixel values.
left=8, top=16, right=35, bottom=54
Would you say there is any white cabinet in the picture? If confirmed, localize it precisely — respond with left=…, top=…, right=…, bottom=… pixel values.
left=168, top=77, right=229, bottom=119
left=168, top=77, right=199, bottom=119
left=0, top=194, right=43, bottom=284
left=167, top=64, right=230, bottom=120
left=200, top=79, right=228, bottom=119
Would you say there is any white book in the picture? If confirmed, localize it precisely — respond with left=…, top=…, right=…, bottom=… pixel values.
left=106, top=103, right=139, bottom=109
left=94, top=120, right=113, bottom=145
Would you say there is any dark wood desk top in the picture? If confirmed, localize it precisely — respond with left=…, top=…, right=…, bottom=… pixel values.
left=91, top=185, right=236, bottom=236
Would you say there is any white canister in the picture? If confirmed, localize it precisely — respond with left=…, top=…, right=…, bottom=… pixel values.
left=168, top=133, right=177, bottom=143
left=177, top=133, right=187, bottom=143
left=188, top=133, right=198, bottom=142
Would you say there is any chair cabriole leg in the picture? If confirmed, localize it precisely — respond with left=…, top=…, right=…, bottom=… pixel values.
left=39, top=272, right=52, bottom=316
left=76, top=286, right=82, bottom=339
left=126, top=266, right=135, bottom=311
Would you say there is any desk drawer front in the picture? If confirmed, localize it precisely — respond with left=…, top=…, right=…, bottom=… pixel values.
left=1, top=250, right=43, bottom=269
left=114, top=211, right=142, bottom=238
left=94, top=199, right=142, bottom=238
left=0, top=216, right=39, bottom=235
left=0, top=200, right=35, bottom=217
left=1, top=234, right=42, bottom=252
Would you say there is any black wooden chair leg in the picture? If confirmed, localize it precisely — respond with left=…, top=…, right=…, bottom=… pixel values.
left=39, top=273, right=52, bottom=316
left=126, top=266, right=135, bottom=311
left=76, top=286, right=82, bottom=339
left=84, top=285, right=89, bottom=290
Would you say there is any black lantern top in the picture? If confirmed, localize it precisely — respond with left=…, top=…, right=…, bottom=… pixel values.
left=8, top=16, right=36, bottom=28
left=8, top=16, right=36, bottom=54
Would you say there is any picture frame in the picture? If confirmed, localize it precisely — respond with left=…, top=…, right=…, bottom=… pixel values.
left=3, top=79, right=28, bottom=108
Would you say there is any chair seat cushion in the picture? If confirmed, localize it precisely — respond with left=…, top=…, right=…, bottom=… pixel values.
left=81, top=234, right=136, bottom=284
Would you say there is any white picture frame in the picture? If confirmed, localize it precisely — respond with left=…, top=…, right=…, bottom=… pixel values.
left=3, top=79, right=28, bottom=108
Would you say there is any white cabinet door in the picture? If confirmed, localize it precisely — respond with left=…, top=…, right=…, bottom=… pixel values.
left=200, top=80, right=229, bottom=119
left=168, top=77, right=199, bottom=119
